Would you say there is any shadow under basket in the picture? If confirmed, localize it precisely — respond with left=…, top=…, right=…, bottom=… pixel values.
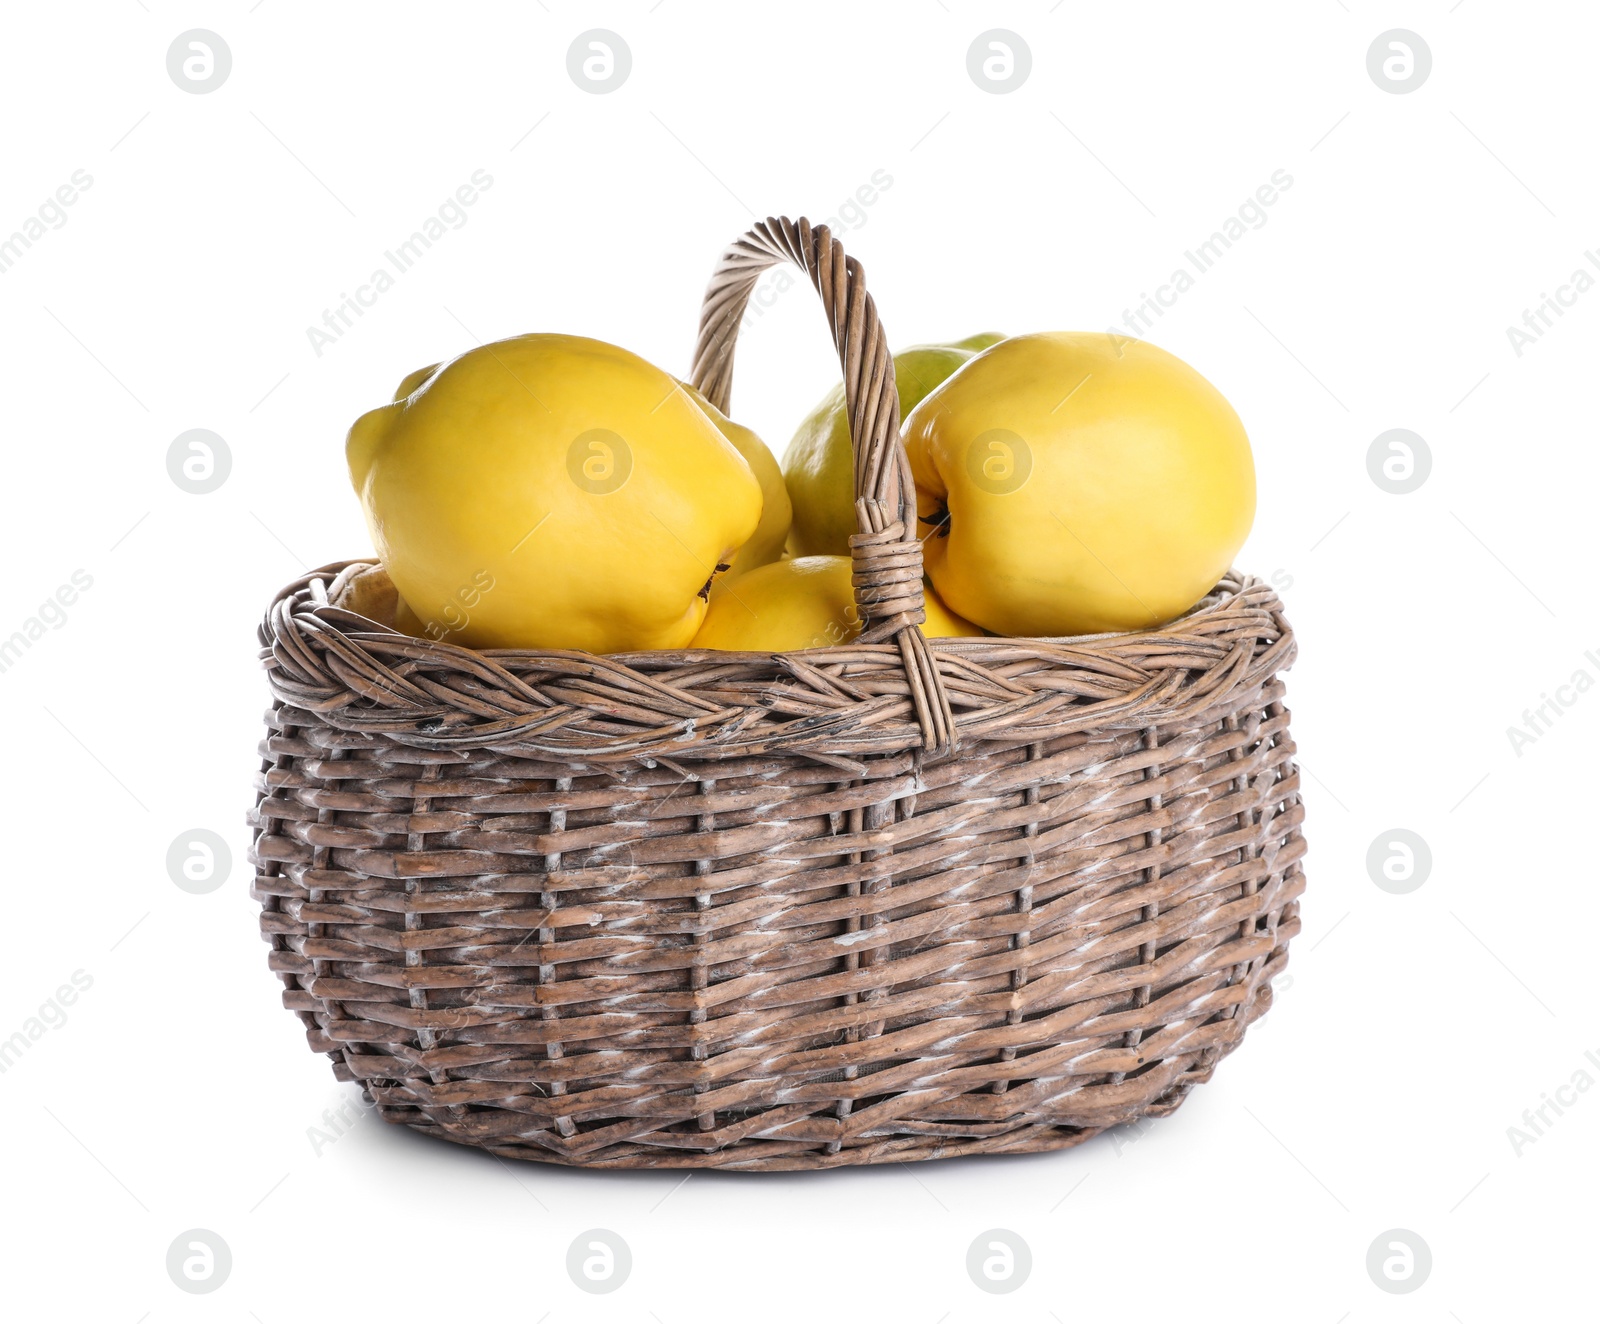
left=250, top=217, right=1306, bottom=1171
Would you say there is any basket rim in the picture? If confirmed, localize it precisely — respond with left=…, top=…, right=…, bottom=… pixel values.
left=258, top=559, right=1293, bottom=766
left=284, top=556, right=1274, bottom=654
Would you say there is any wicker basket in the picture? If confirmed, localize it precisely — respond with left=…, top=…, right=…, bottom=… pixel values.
left=251, top=216, right=1305, bottom=1171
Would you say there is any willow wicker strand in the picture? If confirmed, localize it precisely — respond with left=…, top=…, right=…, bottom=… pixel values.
left=690, top=217, right=954, bottom=755
left=250, top=217, right=1306, bottom=1171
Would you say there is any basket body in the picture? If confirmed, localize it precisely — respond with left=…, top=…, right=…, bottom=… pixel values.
left=254, top=216, right=1303, bottom=1169
left=251, top=567, right=1304, bottom=1171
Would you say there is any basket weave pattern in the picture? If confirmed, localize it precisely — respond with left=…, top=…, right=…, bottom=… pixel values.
left=251, top=218, right=1305, bottom=1170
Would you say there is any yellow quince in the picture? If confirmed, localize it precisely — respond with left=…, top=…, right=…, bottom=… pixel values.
left=781, top=334, right=1005, bottom=557
left=677, top=381, right=791, bottom=588
left=690, top=554, right=979, bottom=652
left=904, top=332, right=1255, bottom=637
left=346, top=334, right=763, bottom=652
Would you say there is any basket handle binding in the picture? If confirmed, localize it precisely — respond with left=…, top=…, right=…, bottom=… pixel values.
left=688, top=216, right=955, bottom=756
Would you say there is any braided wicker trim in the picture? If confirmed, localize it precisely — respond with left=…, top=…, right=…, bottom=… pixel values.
left=261, top=564, right=1293, bottom=770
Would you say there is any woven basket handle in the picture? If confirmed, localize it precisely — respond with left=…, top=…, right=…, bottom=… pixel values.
left=688, top=216, right=955, bottom=756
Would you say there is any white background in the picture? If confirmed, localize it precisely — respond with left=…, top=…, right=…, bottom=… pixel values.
left=1, top=1, right=1595, bottom=1318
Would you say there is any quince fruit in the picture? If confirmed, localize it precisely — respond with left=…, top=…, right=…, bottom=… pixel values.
left=346, top=334, right=763, bottom=652
left=905, top=332, right=1255, bottom=637
left=691, top=554, right=979, bottom=652
left=677, top=381, right=791, bottom=588
left=781, top=334, right=1005, bottom=557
